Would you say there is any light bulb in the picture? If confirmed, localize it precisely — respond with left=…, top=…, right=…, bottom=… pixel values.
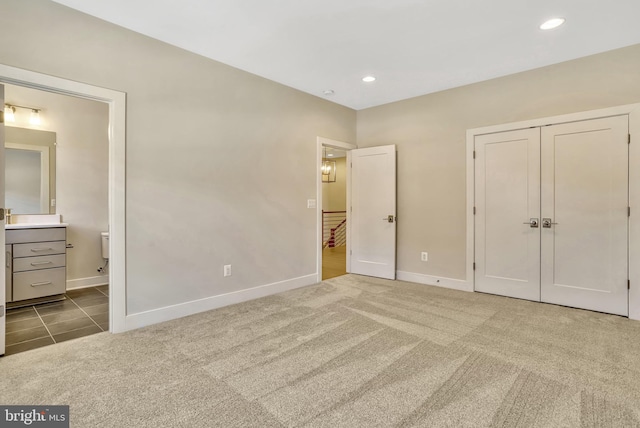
left=4, top=105, right=15, bottom=122
left=540, top=18, right=565, bottom=30
left=29, top=109, right=41, bottom=125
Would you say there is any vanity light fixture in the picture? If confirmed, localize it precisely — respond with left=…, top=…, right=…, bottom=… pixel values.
left=362, top=76, right=376, bottom=83
left=4, top=103, right=43, bottom=125
left=540, top=17, right=565, bottom=30
left=4, top=104, right=16, bottom=122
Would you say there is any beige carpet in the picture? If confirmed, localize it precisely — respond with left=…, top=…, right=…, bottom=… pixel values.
left=2, top=274, right=640, bottom=427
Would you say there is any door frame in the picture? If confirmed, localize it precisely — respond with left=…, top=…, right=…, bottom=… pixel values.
left=466, top=102, right=640, bottom=320
left=316, top=136, right=357, bottom=282
left=0, top=63, right=127, bottom=333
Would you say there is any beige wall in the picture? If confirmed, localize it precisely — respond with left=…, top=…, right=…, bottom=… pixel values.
left=6, top=84, right=109, bottom=286
left=322, top=157, right=347, bottom=212
left=0, top=0, right=355, bottom=314
left=357, top=43, right=640, bottom=280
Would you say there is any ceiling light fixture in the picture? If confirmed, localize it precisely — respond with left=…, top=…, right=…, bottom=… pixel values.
left=323, top=89, right=335, bottom=96
left=321, top=147, right=336, bottom=183
left=540, top=17, right=565, bottom=30
left=362, top=76, right=376, bottom=83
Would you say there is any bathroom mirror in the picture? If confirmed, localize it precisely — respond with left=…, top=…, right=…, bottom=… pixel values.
left=4, top=127, right=56, bottom=214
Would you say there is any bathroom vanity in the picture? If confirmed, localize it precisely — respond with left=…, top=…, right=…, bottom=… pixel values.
left=5, top=224, right=67, bottom=304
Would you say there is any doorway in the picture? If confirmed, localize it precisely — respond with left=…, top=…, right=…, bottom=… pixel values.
left=317, top=137, right=356, bottom=282
left=0, top=63, right=126, bottom=357
left=3, top=83, right=111, bottom=355
left=321, top=146, right=348, bottom=280
left=473, top=115, right=629, bottom=316
left=316, top=137, right=398, bottom=282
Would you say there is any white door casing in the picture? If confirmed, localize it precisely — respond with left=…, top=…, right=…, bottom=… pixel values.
left=475, top=128, right=541, bottom=301
left=350, top=145, right=396, bottom=280
left=0, top=83, right=6, bottom=355
left=541, top=116, right=629, bottom=316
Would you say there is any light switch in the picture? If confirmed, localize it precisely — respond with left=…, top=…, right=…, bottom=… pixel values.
left=307, top=199, right=317, bottom=209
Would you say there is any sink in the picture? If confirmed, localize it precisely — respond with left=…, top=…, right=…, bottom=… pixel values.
left=5, top=214, right=66, bottom=229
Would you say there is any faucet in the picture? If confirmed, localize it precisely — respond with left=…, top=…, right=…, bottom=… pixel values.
left=5, top=208, right=11, bottom=225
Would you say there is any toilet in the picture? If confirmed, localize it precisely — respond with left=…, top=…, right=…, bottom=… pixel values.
left=101, top=232, right=109, bottom=260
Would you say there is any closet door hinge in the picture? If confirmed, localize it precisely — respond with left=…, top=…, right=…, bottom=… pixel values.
left=628, top=280, right=630, bottom=290
left=473, top=262, right=476, bottom=271
left=629, top=134, right=631, bottom=144
left=473, top=206, right=476, bottom=215
left=473, top=150, right=476, bottom=159
left=629, top=207, right=631, bottom=217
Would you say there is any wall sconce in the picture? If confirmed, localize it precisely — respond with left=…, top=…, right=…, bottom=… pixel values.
left=321, top=147, right=336, bottom=183
left=4, top=103, right=42, bottom=125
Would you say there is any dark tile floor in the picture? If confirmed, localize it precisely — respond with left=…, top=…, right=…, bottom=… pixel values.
left=5, top=285, right=109, bottom=356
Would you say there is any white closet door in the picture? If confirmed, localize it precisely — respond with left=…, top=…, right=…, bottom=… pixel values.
left=475, top=128, right=541, bottom=301
left=541, top=116, right=629, bottom=316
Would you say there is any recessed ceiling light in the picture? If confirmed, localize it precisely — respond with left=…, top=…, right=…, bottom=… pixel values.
left=323, top=89, right=334, bottom=96
left=328, top=153, right=334, bottom=157
left=362, top=76, right=376, bottom=83
left=540, top=18, right=565, bottom=30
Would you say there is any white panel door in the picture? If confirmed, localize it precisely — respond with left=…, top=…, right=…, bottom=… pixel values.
left=475, top=128, right=541, bottom=301
left=541, top=116, right=629, bottom=316
left=0, top=84, right=6, bottom=356
left=350, top=145, right=396, bottom=279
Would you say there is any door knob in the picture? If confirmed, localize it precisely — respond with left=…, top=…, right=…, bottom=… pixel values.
left=383, top=215, right=395, bottom=223
left=523, top=218, right=539, bottom=228
left=542, top=218, right=558, bottom=228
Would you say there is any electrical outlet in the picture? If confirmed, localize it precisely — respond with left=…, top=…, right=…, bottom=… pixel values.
left=223, top=265, right=232, bottom=277
left=421, top=252, right=428, bottom=262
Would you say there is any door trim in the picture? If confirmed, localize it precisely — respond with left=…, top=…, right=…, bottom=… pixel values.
left=0, top=63, right=128, bottom=332
left=466, top=102, right=640, bottom=320
left=316, top=137, right=356, bottom=282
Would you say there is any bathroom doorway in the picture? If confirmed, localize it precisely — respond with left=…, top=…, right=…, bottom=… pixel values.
left=2, top=83, right=111, bottom=355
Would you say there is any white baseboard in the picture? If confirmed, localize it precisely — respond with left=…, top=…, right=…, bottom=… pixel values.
left=123, top=274, right=318, bottom=331
left=396, top=270, right=472, bottom=292
left=66, top=275, right=109, bottom=290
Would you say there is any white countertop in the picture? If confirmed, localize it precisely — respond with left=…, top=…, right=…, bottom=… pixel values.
left=6, top=223, right=68, bottom=230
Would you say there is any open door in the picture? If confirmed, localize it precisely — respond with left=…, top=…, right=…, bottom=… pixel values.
left=349, top=145, right=396, bottom=279
left=0, top=84, right=6, bottom=356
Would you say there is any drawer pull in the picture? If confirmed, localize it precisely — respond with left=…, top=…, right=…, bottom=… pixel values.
left=31, top=261, right=53, bottom=266
left=31, top=248, right=54, bottom=253
left=31, top=281, right=53, bottom=287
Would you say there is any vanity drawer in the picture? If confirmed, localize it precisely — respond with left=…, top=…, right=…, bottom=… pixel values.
left=13, top=254, right=66, bottom=273
left=13, top=267, right=66, bottom=301
left=6, top=227, right=66, bottom=245
left=13, top=241, right=66, bottom=258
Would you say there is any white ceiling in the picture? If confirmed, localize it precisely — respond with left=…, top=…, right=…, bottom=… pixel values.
left=52, top=0, right=640, bottom=110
